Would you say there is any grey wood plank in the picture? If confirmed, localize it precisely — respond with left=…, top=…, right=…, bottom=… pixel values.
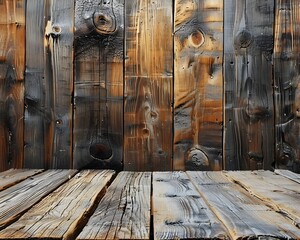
left=226, top=170, right=300, bottom=227
left=153, top=172, right=228, bottom=239
left=0, top=169, right=77, bottom=230
left=0, top=170, right=115, bottom=240
left=77, top=172, right=151, bottom=240
left=187, top=171, right=300, bottom=239
left=0, top=169, right=44, bottom=191
left=275, top=169, right=300, bottom=184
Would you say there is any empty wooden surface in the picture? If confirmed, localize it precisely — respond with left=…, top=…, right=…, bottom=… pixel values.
left=275, top=169, right=300, bottom=184
left=77, top=172, right=151, bottom=240
left=124, top=0, right=173, bottom=171
left=174, top=0, right=223, bottom=171
left=153, top=172, right=228, bottom=239
left=0, top=170, right=114, bottom=240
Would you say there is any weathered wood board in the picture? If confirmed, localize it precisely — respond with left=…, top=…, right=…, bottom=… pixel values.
left=274, top=0, right=300, bottom=172
left=187, top=171, right=300, bottom=239
left=124, top=0, right=173, bottom=171
left=0, top=170, right=114, bottom=240
left=226, top=170, right=300, bottom=227
left=77, top=172, right=151, bottom=240
left=0, top=169, right=43, bottom=191
left=174, top=0, right=223, bottom=171
left=275, top=169, right=300, bottom=184
left=153, top=172, right=228, bottom=239
left=0, top=0, right=25, bottom=171
left=73, top=0, right=124, bottom=170
left=223, top=0, right=275, bottom=170
left=0, top=169, right=77, bottom=230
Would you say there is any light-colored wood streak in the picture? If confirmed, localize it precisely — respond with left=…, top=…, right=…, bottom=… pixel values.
left=174, top=0, right=223, bottom=171
left=0, top=169, right=77, bottom=230
left=187, top=171, right=300, bottom=239
left=77, top=172, right=151, bottom=240
left=274, top=0, right=300, bottom=172
left=275, top=169, right=300, bottom=184
left=153, top=172, right=228, bottom=240
left=226, top=170, right=300, bottom=227
left=0, top=0, right=25, bottom=171
left=0, top=169, right=44, bottom=191
left=124, top=0, right=173, bottom=171
left=223, top=0, right=275, bottom=170
left=0, top=170, right=115, bottom=240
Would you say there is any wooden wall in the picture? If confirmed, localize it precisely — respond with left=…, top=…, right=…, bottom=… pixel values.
left=0, top=0, right=299, bottom=172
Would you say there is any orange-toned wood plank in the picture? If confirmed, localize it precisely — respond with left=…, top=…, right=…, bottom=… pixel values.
left=0, top=0, right=25, bottom=171
left=124, top=0, right=173, bottom=171
left=174, top=0, right=223, bottom=170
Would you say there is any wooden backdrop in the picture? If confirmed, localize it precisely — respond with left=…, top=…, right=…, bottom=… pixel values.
left=0, top=0, right=299, bottom=172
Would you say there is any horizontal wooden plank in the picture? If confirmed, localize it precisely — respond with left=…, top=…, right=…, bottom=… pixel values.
left=226, top=170, right=300, bottom=227
left=275, top=169, right=300, bottom=184
left=77, top=172, right=151, bottom=240
left=153, top=172, right=228, bottom=239
left=187, top=171, right=300, bottom=239
left=0, top=169, right=77, bottom=230
left=0, top=170, right=115, bottom=240
left=0, top=169, right=44, bottom=191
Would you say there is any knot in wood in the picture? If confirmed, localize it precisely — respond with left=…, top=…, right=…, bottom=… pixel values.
left=187, top=148, right=209, bottom=167
left=188, top=29, right=205, bottom=48
left=93, top=11, right=117, bottom=35
left=235, top=30, right=253, bottom=48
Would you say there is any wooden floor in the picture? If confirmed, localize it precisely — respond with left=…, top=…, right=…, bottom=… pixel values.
left=0, top=169, right=299, bottom=239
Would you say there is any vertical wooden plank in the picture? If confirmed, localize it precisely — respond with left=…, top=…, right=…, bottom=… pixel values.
left=0, top=0, right=25, bottom=171
left=224, top=0, right=275, bottom=170
left=274, top=0, right=300, bottom=173
left=74, top=0, right=124, bottom=170
left=174, top=0, right=223, bottom=170
left=124, top=0, right=173, bottom=171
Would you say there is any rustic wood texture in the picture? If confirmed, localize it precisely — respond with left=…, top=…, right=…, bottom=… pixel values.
left=0, top=170, right=115, bottom=240
left=226, top=170, right=300, bottom=227
left=0, top=0, right=25, bottom=171
left=274, top=0, right=300, bottom=172
left=275, top=169, right=300, bottom=184
left=124, top=0, right=173, bottom=171
left=174, top=0, right=223, bottom=171
left=223, top=0, right=275, bottom=170
left=153, top=172, right=228, bottom=239
left=0, top=169, right=43, bottom=191
left=77, top=172, right=151, bottom=240
left=187, top=171, right=300, bottom=239
left=73, top=0, right=124, bottom=170
left=0, top=169, right=77, bottom=230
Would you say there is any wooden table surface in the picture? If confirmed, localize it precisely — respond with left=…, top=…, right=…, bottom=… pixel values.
left=0, top=169, right=299, bottom=240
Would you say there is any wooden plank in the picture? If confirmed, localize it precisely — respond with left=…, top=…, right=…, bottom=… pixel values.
left=73, top=0, right=124, bottom=170
left=153, top=172, right=228, bottom=239
left=0, top=169, right=44, bottom=191
left=124, top=0, right=173, bottom=171
left=0, top=169, right=77, bottom=230
left=187, top=171, right=300, bottom=239
left=226, top=170, right=300, bottom=227
left=275, top=169, right=300, bottom=184
left=24, top=0, right=48, bottom=168
left=0, top=170, right=115, bottom=240
left=174, top=0, right=223, bottom=171
left=77, top=172, right=151, bottom=240
left=274, top=0, right=300, bottom=173
left=223, top=0, right=275, bottom=170
left=0, top=0, right=25, bottom=171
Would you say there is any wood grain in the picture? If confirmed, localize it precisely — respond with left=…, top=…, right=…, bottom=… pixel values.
left=77, top=172, right=151, bottom=240
left=226, top=170, right=300, bottom=227
left=223, top=0, right=275, bottom=170
left=0, top=0, right=25, bottom=171
left=73, top=0, right=124, bottom=170
left=274, top=0, right=300, bottom=173
left=174, top=0, right=223, bottom=171
left=124, top=0, right=173, bottom=171
left=187, top=171, right=300, bottom=239
left=153, top=172, right=228, bottom=239
left=275, top=169, right=300, bottom=184
left=0, top=169, right=43, bottom=191
left=0, top=170, right=115, bottom=240
left=0, top=169, right=77, bottom=230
